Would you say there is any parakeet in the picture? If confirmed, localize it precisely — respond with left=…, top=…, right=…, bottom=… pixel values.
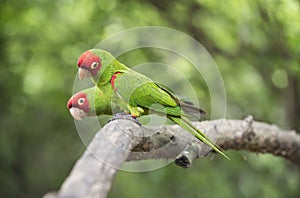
left=75, top=49, right=229, bottom=159
left=67, top=86, right=125, bottom=120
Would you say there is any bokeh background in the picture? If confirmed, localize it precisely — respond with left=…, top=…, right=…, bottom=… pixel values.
left=1, top=0, right=300, bottom=197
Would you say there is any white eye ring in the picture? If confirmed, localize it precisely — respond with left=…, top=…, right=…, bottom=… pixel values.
left=78, top=98, right=85, bottom=105
left=90, top=62, right=99, bottom=69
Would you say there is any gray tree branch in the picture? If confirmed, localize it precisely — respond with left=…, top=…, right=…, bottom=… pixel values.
left=44, top=116, right=300, bottom=198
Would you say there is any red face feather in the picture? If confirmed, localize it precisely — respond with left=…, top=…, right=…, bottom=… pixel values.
left=77, top=51, right=102, bottom=76
left=67, top=92, right=90, bottom=113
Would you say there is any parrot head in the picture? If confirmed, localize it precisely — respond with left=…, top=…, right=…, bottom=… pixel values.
left=67, top=87, right=111, bottom=120
left=67, top=91, right=91, bottom=120
left=77, top=49, right=115, bottom=80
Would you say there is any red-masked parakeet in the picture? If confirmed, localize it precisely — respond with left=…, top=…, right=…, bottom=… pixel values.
left=67, top=86, right=129, bottom=120
left=75, top=49, right=229, bottom=159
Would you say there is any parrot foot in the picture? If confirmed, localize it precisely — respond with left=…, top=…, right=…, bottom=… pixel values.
left=109, top=112, right=141, bottom=125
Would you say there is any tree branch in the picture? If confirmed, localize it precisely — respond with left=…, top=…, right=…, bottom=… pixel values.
left=45, top=116, right=300, bottom=198
left=127, top=115, right=300, bottom=165
left=53, top=120, right=142, bottom=198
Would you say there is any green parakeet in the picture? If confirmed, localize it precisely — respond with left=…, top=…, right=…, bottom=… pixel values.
left=75, top=49, right=229, bottom=159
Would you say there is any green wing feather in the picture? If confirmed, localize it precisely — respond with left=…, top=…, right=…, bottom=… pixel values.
left=113, top=70, right=182, bottom=116
left=155, top=82, right=206, bottom=119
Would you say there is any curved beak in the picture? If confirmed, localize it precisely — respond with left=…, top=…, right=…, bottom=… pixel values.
left=78, top=68, right=91, bottom=80
left=69, top=107, right=87, bottom=120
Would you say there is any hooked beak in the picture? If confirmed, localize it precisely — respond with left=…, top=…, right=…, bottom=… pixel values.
left=69, top=107, right=87, bottom=120
left=78, top=68, right=91, bottom=80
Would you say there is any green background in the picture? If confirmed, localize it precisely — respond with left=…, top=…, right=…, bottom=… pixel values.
left=1, top=0, right=299, bottom=197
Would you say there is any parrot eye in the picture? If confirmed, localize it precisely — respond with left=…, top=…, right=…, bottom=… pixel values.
left=90, top=62, right=99, bottom=69
left=78, top=98, right=85, bottom=105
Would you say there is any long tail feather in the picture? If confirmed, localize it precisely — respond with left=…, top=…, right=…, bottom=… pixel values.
left=180, top=102, right=205, bottom=121
left=180, top=101, right=206, bottom=115
left=169, top=116, right=230, bottom=160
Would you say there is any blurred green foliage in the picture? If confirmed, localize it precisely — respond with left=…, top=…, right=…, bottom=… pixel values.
left=1, top=0, right=300, bottom=197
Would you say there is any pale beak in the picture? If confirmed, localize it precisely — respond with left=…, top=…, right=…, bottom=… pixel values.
left=69, top=107, right=87, bottom=120
left=78, top=68, right=91, bottom=80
